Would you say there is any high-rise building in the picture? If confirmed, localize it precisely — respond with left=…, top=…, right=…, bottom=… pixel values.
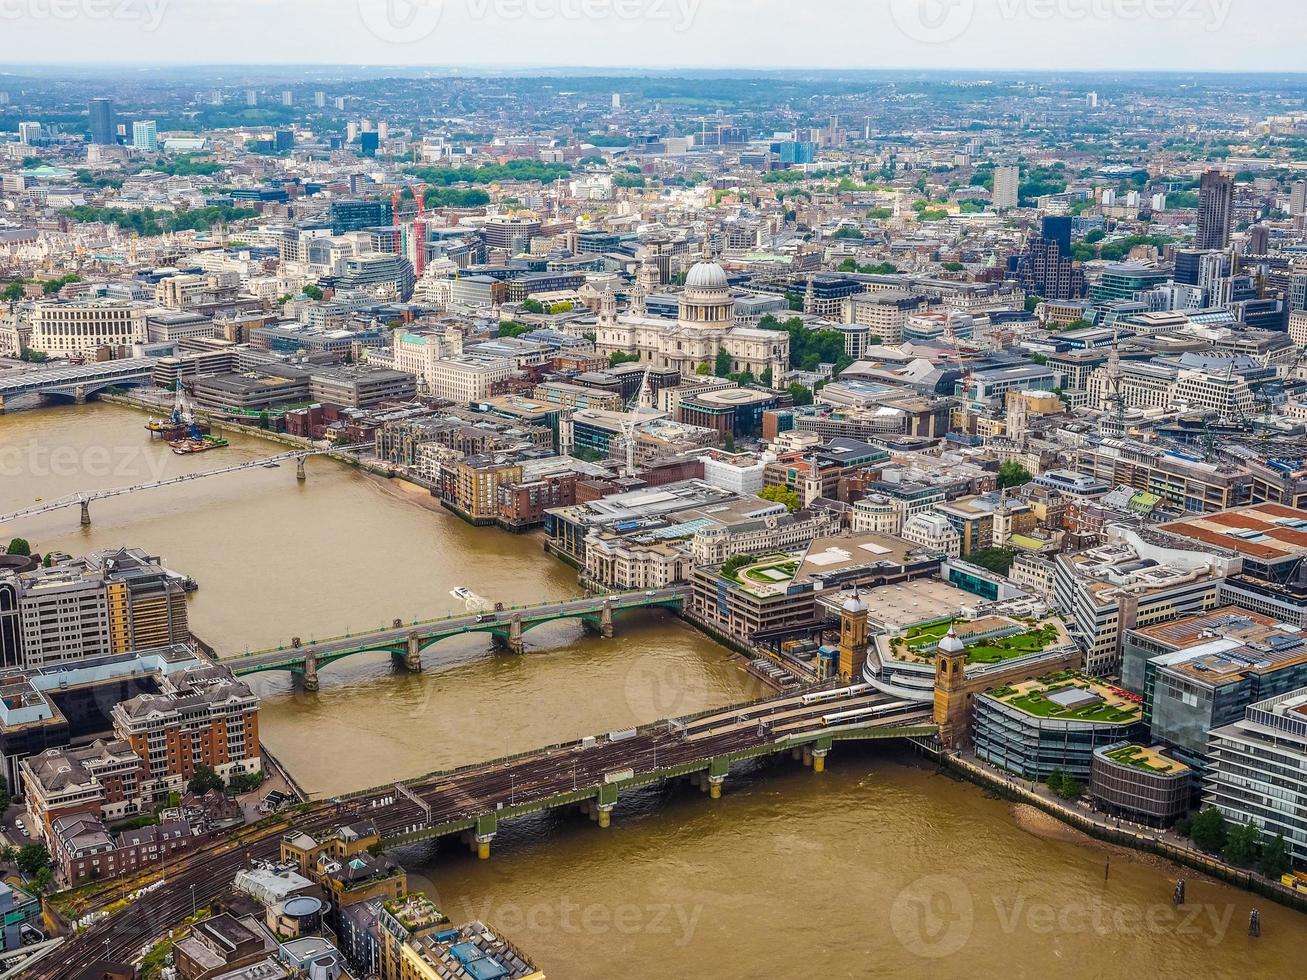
left=359, top=131, right=379, bottom=157
left=131, top=119, right=158, bottom=152
left=1248, top=223, right=1270, bottom=255
left=1196, top=170, right=1233, bottom=250
left=1289, top=180, right=1307, bottom=217
left=992, top=165, right=1019, bottom=209
left=245, top=88, right=257, bottom=106
left=314, top=90, right=326, bottom=108
left=0, top=548, right=190, bottom=669
left=274, top=128, right=294, bottom=153
left=88, top=97, right=116, bottom=145
left=281, top=89, right=293, bottom=107
left=17, top=121, right=40, bottom=145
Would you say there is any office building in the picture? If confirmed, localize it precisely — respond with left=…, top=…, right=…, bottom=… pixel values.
left=972, top=673, right=1148, bottom=781
left=1089, top=743, right=1190, bottom=826
left=88, top=97, right=116, bottom=145
left=1122, top=607, right=1307, bottom=771
left=0, top=548, right=190, bottom=670
left=16, top=121, right=40, bottom=145
left=131, top=119, right=158, bottom=152
left=1053, top=527, right=1229, bottom=676
left=1204, top=688, right=1307, bottom=867
left=1196, top=170, right=1233, bottom=250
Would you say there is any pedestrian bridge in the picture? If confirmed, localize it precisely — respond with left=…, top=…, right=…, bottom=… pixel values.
left=221, top=588, right=688, bottom=689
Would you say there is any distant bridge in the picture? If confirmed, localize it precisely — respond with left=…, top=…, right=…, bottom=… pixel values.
left=0, top=357, right=156, bottom=410
left=0, top=444, right=373, bottom=528
left=223, top=588, right=689, bottom=689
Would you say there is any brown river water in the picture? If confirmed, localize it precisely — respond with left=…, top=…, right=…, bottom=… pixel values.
left=1, top=403, right=1300, bottom=978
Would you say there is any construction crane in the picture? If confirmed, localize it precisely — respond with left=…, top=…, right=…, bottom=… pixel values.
left=412, top=182, right=427, bottom=277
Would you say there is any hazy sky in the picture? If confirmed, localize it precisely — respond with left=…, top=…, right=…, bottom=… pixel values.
left=1, top=0, right=1302, bottom=72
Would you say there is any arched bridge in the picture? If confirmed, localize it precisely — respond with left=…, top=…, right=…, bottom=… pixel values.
left=0, top=357, right=156, bottom=411
left=221, top=588, right=687, bottom=689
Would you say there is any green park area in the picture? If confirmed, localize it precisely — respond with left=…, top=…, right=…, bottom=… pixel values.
left=993, top=677, right=1142, bottom=724
left=896, top=619, right=1063, bottom=665
left=1105, top=745, right=1182, bottom=773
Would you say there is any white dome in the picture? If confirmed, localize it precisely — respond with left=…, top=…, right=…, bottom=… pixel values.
left=685, top=261, right=728, bottom=290
left=842, top=591, right=867, bottom=613
left=938, top=629, right=965, bottom=654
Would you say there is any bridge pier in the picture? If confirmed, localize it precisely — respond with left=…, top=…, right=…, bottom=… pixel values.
left=475, top=834, right=494, bottom=859
left=811, top=748, right=828, bottom=773
left=802, top=747, right=813, bottom=768
left=301, top=651, right=319, bottom=692
left=404, top=633, right=423, bottom=672
left=296, top=457, right=306, bottom=482
left=0, top=394, right=5, bottom=414
left=505, top=615, right=524, bottom=655
left=600, top=599, right=614, bottom=639
left=597, top=803, right=613, bottom=828
left=80, top=499, right=91, bottom=527
left=707, top=774, right=724, bottom=799
left=74, top=384, right=87, bottom=405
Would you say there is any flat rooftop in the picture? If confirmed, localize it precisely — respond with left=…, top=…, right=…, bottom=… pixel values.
left=1158, top=502, right=1307, bottom=564
left=829, top=578, right=977, bottom=632
left=987, top=674, right=1144, bottom=725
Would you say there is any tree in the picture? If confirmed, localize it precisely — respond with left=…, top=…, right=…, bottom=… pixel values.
left=520, top=298, right=545, bottom=314
left=695, top=362, right=711, bottom=376
left=6, top=538, right=31, bottom=557
left=2, top=282, right=24, bottom=303
left=1258, top=833, right=1291, bottom=879
left=714, top=348, right=732, bottom=378
left=1222, top=821, right=1261, bottom=867
left=1045, top=769, right=1066, bottom=796
left=228, top=770, right=265, bottom=795
left=1189, top=806, right=1229, bottom=854
left=16, top=843, right=50, bottom=877
left=0, top=775, right=9, bottom=815
left=1055, top=777, right=1083, bottom=801
left=609, top=351, right=641, bottom=368
left=187, top=764, right=225, bottom=796
left=997, top=461, right=1033, bottom=490
left=758, top=485, right=802, bottom=513
left=498, top=320, right=531, bottom=338
left=760, top=366, right=773, bottom=388
left=301, top=284, right=323, bottom=301
left=966, top=548, right=1016, bottom=576
left=30, top=867, right=53, bottom=895
left=788, top=382, right=814, bottom=406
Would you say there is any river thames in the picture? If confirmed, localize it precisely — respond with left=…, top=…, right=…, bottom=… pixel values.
left=1, top=402, right=1300, bottom=978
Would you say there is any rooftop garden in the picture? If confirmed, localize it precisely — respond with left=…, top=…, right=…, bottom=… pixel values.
left=720, top=554, right=799, bottom=589
left=1104, top=745, right=1184, bottom=774
left=891, top=618, right=1065, bottom=665
left=990, top=675, right=1143, bottom=725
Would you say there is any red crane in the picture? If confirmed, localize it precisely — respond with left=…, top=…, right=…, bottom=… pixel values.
left=412, top=182, right=427, bottom=277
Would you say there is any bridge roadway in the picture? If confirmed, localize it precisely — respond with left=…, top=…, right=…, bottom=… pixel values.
left=22, top=686, right=934, bottom=979
left=220, top=587, right=688, bottom=684
left=0, top=444, right=373, bottom=527
left=0, top=357, right=156, bottom=406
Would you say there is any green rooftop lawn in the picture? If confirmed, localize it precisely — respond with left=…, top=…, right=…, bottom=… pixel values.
left=1003, top=683, right=1141, bottom=724
left=1105, top=745, right=1179, bottom=773
left=898, top=619, right=1062, bottom=664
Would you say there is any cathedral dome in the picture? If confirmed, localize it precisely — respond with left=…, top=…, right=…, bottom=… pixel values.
left=684, top=261, right=728, bottom=291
